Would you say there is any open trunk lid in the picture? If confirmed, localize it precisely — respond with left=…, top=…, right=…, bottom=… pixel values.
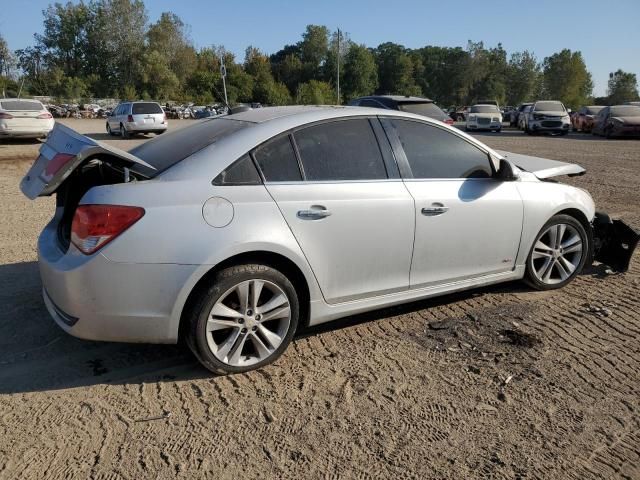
left=497, top=150, right=585, bottom=179
left=20, top=123, right=155, bottom=199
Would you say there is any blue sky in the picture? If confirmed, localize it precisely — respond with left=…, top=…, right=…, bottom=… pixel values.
left=1, top=0, right=639, bottom=96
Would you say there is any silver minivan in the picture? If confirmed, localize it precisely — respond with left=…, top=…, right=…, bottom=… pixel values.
left=106, top=101, right=167, bottom=138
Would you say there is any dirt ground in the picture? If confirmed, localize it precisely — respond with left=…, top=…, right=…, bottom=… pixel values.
left=0, top=121, right=639, bottom=480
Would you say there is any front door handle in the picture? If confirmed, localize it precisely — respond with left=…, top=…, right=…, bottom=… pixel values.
left=297, top=205, right=331, bottom=220
left=421, top=203, right=449, bottom=216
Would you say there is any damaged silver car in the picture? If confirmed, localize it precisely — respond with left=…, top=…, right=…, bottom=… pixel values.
left=20, top=106, right=639, bottom=374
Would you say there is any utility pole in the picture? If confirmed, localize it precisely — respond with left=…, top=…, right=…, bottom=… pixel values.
left=220, top=53, right=229, bottom=109
left=336, top=28, right=341, bottom=105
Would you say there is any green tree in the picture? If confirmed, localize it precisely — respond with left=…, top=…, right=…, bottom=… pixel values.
left=141, top=50, right=179, bottom=100
left=296, top=80, right=334, bottom=104
left=342, top=44, right=377, bottom=100
left=374, top=42, right=421, bottom=96
left=506, top=51, right=540, bottom=105
left=0, top=34, right=14, bottom=77
left=299, top=25, right=329, bottom=80
left=416, top=46, right=471, bottom=106
left=147, top=12, right=197, bottom=86
left=542, top=49, right=593, bottom=109
left=607, top=69, right=639, bottom=104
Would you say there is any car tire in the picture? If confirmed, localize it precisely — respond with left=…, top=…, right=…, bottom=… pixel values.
left=120, top=124, right=129, bottom=139
left=524, top=214, right=589, bottom=291
left=106, top=123, right=114, bottom=136
left=186, top=264, right=299, bottom=374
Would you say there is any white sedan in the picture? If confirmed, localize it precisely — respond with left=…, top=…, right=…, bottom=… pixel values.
left=466, top=104, right=503, bottom=132
left=0, top=98, right=55, bottom=139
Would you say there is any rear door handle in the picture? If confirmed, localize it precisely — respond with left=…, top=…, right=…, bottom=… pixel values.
left=421, top=204, right=449, bottom=216
left=297, top=205, right=331, bottom=220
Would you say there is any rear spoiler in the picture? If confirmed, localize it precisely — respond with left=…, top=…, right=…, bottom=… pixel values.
left=20, top=123, right=155, bottom=199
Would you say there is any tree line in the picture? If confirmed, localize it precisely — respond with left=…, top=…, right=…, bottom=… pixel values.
left=1, top=0, right=638, bottom=109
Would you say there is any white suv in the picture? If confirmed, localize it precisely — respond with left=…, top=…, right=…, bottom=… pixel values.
left=526, top=101, right=571, bottom=135
left=106, top=101, right=167, bottom=138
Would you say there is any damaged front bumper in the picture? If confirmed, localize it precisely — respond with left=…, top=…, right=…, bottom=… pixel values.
left=592, top=212, right=640, bottom=272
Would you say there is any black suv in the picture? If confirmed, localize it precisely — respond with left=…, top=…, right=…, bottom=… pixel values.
left=348, top=95, right=453, bottom=125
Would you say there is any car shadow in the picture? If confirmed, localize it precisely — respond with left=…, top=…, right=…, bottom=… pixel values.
left=0, top=259, right=612, bottom=394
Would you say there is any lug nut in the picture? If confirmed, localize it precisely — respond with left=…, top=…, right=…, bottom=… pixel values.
left=246, top=309, right=253, bottom=316
left=241, top=328, right=247, bottom=334
left=255, top=314, right=261, bottom=321
left=237, top=318, right=244, bottom=324
left=252, top=326, right=257, bottom=332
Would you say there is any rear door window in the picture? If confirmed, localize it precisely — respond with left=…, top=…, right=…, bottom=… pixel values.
left=388, top=119, right=493, bottom=179
left=132, top=102, right=163, bottom=115
left=293, top=119, right=388, bottom=181
left=253, top=135, right=302, bottom=182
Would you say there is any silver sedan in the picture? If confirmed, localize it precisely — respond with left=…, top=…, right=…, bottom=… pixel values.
left=21, top=106, right=639, bottom=373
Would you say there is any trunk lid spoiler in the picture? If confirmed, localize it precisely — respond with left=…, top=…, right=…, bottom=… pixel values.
left=496, top=150, right=585, bottom=179
left=20, top=123, right=155, bottom=199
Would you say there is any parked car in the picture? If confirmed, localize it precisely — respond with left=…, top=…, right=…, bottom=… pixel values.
left=106, top=101, right=168, bottom=138
left=518, top=105, right=532, bottom=130
left=20, top=106, right=638, bottom=374
left=450, top=106, right=470, bottom=121
left=0, top=98, right=54, bottom=139
left=465, top=104, right=502, bottom=132
left=511, top=103, right=532, bottom=127
left=571, top=106, right=604, bottom=132
left=592, top=105, right=640, bottom=138
left=348, top=95, right=454, bottom=125
left=525, top=101, right=571, bottom=135
left=624, top=101, right=640, bottom=106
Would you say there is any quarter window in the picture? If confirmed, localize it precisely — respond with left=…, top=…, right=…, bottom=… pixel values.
left=253, top=135, right=302, bottom=182
left=294, top=119, right=388, bottom=181
left=213, top=155, right=261, bottom=185
left=389, top=119, right=492, bottom=179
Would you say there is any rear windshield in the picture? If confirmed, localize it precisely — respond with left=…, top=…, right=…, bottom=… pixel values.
left=534, top=101, right=565, bottom=112
left=611, top=106, right=640, bottom=117
left=129, top=118, right=251, bottom=177
left=397, top=102, right=447, bottom=119
left=132, top=102, right=163, bottom=115
left=470, top=105, right=499, bottom=113
left=0, top=100, right=44, bottom=111
left=586, top=106, right=604, bottom=115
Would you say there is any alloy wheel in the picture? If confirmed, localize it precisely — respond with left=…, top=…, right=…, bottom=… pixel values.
left=530, top=223, right=583, bottom=285
left=205, top=279, right=291, bottom=367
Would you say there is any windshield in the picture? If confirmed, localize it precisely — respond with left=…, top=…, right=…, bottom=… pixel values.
left=397, top=102, right=447, bottom=120
left=0, top=100, right=44, bottom=111
left=611, top=106, right=640, bottom=117
left=534, top=101, right=565, bottom=112
left=586, top=106, right=604, bottom=115
left=132, top=102, right=163, bottom=115
left=470, top=105, right=499, bottom=113
left=129, top=118, right=251, bottom=177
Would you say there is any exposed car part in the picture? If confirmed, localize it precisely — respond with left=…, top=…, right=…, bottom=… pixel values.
left=592, top=212, right=640, bottom=273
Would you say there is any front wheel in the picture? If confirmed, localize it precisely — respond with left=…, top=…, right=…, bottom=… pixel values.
left=524, top=214, right=589, bottom=290
left=186, top=264, right=299, bottom=374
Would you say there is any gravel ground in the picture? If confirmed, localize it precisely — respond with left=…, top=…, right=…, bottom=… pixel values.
left=0, top=121, right=639, bottom=479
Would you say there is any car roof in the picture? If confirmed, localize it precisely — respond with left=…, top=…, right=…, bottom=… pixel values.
left=358, top=95, right=434, bottom=103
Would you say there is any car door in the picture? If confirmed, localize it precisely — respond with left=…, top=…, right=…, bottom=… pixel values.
left=257, top=118, right=415, bottom=304
left=109, top=104, right=122, bottom=129
left=381, top=117, right=524, bottom=288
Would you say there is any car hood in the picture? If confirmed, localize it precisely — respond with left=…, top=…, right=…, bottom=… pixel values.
left=531, top=110, right=567, bottom=117
left=612, top=116, right=640, bottom=125
left=496, top=150, right=585, bottom=179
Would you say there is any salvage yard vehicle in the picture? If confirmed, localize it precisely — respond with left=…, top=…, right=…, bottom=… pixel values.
left=512, top=102, right=532, bottom=127
left=465, top=104, right=502, bottom=132
left=20, top=106, right=639, bottom=374
left=106, top=101, right=168, bottom=138
left=525, top=100, right=571, bottom=135
left=0, top=98, right=54, bottom=139
left=591, top=105, right=640, bottom=138
left=572, top=105, right=604, bottom=132
left=348, top=95, right=454, bottom=125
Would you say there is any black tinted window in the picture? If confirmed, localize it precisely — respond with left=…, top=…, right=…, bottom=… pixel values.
left=213, top=154, right=261, bottom=185
left=389, top=119, right=492, bottom=179
left=254, top=135, right=302, bottom=182
left=294, top=119, right=387, bottom=181
left=130, top=118, right=251, bottom=177
left=132, top=102, right=163, bottom=114
left=360, top=99, right=384, bottom=108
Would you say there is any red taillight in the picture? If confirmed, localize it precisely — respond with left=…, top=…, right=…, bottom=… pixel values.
left=0, top=112, right=13, bottom=119
left=71, top=205, right=145, bottom=255
left=38, top=112, right=53, bottom=119
left=127, top=114, right=134, bottom=122
left=444, top=118, right=454, bottom=125
left=43, top=153, right=75, bottom=181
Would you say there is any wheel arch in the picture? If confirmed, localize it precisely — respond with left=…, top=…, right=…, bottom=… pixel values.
left=177, top=250, right=312, bottom=342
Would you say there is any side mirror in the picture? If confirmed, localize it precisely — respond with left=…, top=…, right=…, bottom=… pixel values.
left=497, top=158, right=518, bottom=181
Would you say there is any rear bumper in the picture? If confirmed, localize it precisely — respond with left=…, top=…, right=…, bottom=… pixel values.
left=38, top=221, right=197, bottom=343
left=126, top=122, right=168, bottom=133
left=0, top=121, right=54, bottom=137
left=592, top=212, right=640, bottom=272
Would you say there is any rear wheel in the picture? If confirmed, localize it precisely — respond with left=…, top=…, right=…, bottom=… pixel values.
left=106, top=123, right=114, bottom=136
left=120, top=124, right=129, bottom=139
left=186, top=264, right=299, bottom=374
left=524, top=214, right=588, bottom=290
